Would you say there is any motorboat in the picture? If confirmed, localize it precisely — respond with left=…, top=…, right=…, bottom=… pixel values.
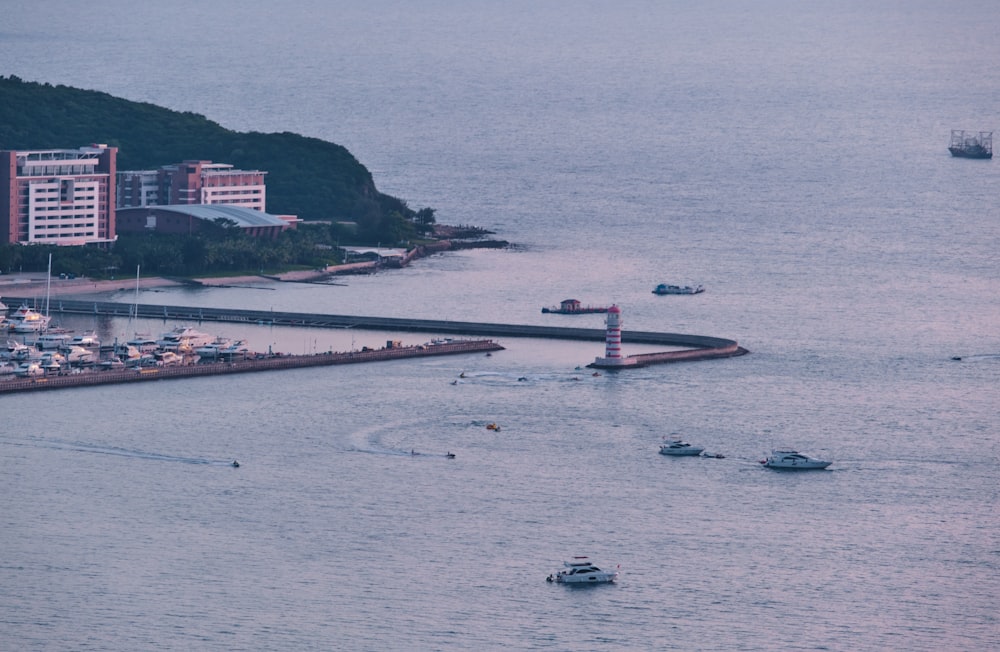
left=218, top=339, right=251, bottom=360
left=760, top=450, right=832, bottom=470
left=14, top=361, right=45, bottom=377
left=653, top=283, right=704, bottom=295
left=6, top=304, right=52, bottom=333
left=65, top=331, right=101, bottom=349
left=5, top=340, right=34, bottom=361
left=35, top=330, right=74, bottom=350
left=125, top=334, right=160, bottom=353
left=195, top=336, right=232, bottom=358
left=659, top=439, right=705, bottom=456
left=40, top=353, right=62, bottom=372
left=0, top=361, right=18, bottom=376
left=154, top=350, right=185, bottom=366
left=65, top=345, right=96, bottom=365
left=546, top=557, right=619, bottom=584
left=157, top=327, right=215, bottom=352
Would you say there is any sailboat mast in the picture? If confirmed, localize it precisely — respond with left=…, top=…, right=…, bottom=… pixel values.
left=45, top=253, right=52, bottom=316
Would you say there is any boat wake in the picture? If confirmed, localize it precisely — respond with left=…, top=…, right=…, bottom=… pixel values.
left=0, top=436, right=237, bottom=466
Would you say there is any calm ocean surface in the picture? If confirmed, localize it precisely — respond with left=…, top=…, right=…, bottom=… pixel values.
left=2, top=1, right=998, bottom=650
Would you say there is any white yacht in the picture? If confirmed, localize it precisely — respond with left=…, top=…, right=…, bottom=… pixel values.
left=195, top=336, right=232, bottom=358
left=66, top=331, right=101, bottom=349
left=546, top=557, right=619, bottom=584
left=157, top=327, right=214, bottom=352
left=36, top=330, right=74, bottom=350
left=5, top=340, right=34, bottom=361
left=219, top=339, right=251, bottom=360
left=760, top=450, right=832, bottom=470
left=65, top=346, right=96, bottom=365
left=7, top=304, right=51, bottom=333
left=154, top=350, right=185, bottom=366
left=14, top=361, right=44, bottom=377
left=659, top=439, right=705, bottom=456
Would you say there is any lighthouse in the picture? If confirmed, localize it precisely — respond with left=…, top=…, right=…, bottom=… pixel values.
left=605, top=304, right=622, bottom=360
left=591, top=304, right=637, bottom=368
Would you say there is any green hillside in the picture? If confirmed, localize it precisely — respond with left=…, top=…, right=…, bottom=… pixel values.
left=0, top=75, right=414, bottom=223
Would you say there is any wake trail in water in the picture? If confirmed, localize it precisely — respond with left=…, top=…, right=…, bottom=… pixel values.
left=0, top=436, right=238, bottom=466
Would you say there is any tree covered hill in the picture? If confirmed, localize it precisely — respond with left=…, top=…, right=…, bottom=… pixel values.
left=0, top=75, right=414, bottom=224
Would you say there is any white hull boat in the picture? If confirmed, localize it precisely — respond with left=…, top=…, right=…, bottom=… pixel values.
left=547, top=557, right=619, bottom=584
left=760, top=450, right=831, bottom=470
left=659, top=439, right=705, bottom=456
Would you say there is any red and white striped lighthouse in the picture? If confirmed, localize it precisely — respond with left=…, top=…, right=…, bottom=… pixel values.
left=591, top=304, right=637, bottom=368
left=604, top=304, right=622, bottom=359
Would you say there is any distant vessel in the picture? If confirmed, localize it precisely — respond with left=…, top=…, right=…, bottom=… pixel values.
left=546, top=557, right=619, bottom=584
left=541, top=299, right=610, bottom=314
left=658, top=439, right=705, bottom=456
left=948, top=130, right=993, bottom=159
left=760, top=450, right=831, bottom=470
left=652, top=283, right=704, bottom=295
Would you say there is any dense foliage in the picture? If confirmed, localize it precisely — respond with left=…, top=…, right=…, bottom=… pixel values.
left=0, top=221, right=364, bottom=277
left=0, top=75, right=431, bottom=228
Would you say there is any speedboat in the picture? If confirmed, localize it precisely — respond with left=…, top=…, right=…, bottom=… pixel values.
left=760, top=450, right=832, bottom=470
left=652, top=283, right=704, bottom=295
left=659, top=439, right=705, bottom=456
left=546, top=557, right=619, bottom=584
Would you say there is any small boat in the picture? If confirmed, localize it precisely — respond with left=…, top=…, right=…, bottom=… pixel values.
left=486, top=422, right=501, bottom=431
left=948, top=130, right=993, bottom=159
left=653, top=283, right=704, bottom=295
left=658, top=439, right=705, bottom=456
left=760, top=450, right=832, bottom=470
left=546, top=557, right=619, bottom=584
left=542, top=299, right=610, bottom=314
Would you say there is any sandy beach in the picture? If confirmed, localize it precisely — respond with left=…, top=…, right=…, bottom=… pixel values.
left=0, top=266, right=364, bottom=299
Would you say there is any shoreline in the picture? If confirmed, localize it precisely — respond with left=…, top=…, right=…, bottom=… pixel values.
left=1, top=231, right=509, bottom=300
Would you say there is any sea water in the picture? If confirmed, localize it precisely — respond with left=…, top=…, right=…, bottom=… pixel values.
left=1, top=1, right=998, bottom=650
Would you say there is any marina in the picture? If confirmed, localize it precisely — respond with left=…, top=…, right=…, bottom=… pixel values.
left=0, top=338, right=503, bottom=394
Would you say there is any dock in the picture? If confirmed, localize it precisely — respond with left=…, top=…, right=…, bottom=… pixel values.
left=0, top=339, right=503, bottom=394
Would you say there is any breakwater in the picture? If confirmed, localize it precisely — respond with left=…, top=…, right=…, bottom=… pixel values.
left=0, top=339, right=503, bottom=395
left=4, top=297, right=742, bottom=349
